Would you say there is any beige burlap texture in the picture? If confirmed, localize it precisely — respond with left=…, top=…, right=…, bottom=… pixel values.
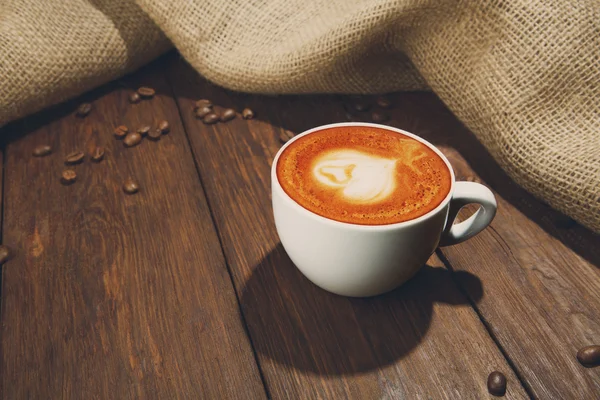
left=1, top=0, right=599, bottom=232
left=0, top=0, right=171, bottom=125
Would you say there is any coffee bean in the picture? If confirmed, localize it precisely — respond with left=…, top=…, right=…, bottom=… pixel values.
left=352, top=100, right=371, bottom=112
left=221, top=108, right=236, bottom=122
left=129, top=92, right=141, bottom=104
left=137, top=125, right=151, bottom=136
left=577, top=345, right=600, bottom=368
left=91, top=147, right=105, bottom=162
left=0, top=245, right=12, bottom=265
left=158, top=120, right=170, bottom=134
left=376, top=96, right=392, bottom=108
left=487, top=371, right=506, bottom=397
left=371, top=111, right=390, bottom=123
left=76, top=103, right=92, bottom=117
left=203, top=113, right=220, bottom=125
left=61, top=169, right=77, bottom=185
left=65, top=151, right=85, bottom=165
left=148, top=128, right=162, bottom=141
left=242, top=108, right=255, bottom=119
left=32, top=145, right=52, bottom=157
left=137, top=86, right=155, bottom=98
left=195, top=106, right=212, bottom=119
left=279, top=129, right=295, bottom=144
left=114, top=125, right=128, bottom=139
left=123, top=178, right=139, bottom=194
left=195, top=99, right=213, bottom=109
left=123, top=132, right=142, bottom=147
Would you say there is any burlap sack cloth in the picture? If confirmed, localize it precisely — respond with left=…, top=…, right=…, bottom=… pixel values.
left=1, top=0, right=599, bottom=232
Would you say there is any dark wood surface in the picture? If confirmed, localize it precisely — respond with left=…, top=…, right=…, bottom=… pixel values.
left=388, top=95, right=600, bottom=398
left=0, top=60, right=265, bottom=399
left=436, top=144, right=600, bottom=396
left=1, top=52, right=598, bottom=399
left=166, top=59, right=527, bottom=399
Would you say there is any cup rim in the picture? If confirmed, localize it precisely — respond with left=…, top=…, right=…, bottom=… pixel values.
left=272, top=122, right=456, bottom=230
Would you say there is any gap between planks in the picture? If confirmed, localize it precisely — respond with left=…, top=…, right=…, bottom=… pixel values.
left=161, top=62, right=272, bottom=399
left=436, top=249, right=535, bottom=399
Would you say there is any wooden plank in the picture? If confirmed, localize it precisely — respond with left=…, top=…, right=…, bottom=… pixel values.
left=167, top=57, right=529, bottom=399
left=0, top=58, right=266, bottom=399
left=373, top=94, right=600, bottom=398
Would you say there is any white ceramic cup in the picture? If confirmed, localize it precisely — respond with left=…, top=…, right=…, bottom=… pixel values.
left=272, top=122, right=497, bottom=297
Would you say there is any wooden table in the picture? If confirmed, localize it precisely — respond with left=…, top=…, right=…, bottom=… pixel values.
left=1, top=53, right=599, bottom=399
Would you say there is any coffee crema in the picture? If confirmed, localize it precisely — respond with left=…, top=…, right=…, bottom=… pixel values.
left=276, top=126, right=452, bottom=225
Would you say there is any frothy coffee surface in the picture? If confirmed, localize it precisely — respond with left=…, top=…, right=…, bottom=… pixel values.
left=276, top=126, right=452, bottom=225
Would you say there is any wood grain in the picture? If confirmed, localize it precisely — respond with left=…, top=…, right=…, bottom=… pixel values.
left=0, top=59, right=266, bottom=399
left=345, top=93, right=600, bottom=398
left=167, top=56, right=528, bottom=399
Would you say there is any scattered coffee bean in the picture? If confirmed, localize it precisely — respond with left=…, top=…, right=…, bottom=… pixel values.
left=376, top=96, right=392, bottom=108
left=91, top=147, right=105, bottom=162
left=114, top=125, right=129, bottom=139
left=195, top=106, right=212, bottom=119
left=203, top=113, right=220, bottom=125
left=371, top=111, right=390, bottom=123
left=123, top=132, right=142, bottom=147
left=137, top=86, right=155, bottom=98
left=148, top=128, right=162, bottom=141
left=487, top=371, right=507, bottom=397
left=129, top=92, right=141, bottom=104
left=279, top=129, right=295, bottom=144
left=242, top=108, right=255, bottom=119
left=577, top=345, right=600, bottom=368
left=32, top=145, right=52, bottom=157
left=0, top=245, right=12, bottom=265
left=158, top=120, right=170, bottom=134
left=221, top=108, right=236, bottom=122
left=76, top=103, right=92, bottom=117
left=195, top=99, right=213, bottom=109
left=137, top=125, right=151, bottom=136
left=123, top=178, right=139, bottom=194
left=65, top=151, right=85, bottom=165
left=61, top=169, right=77, bottom=185
left=352, top=100, right=371, bottom=112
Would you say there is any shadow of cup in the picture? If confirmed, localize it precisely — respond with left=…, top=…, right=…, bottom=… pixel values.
left=240, top=244, right=483, bottom=375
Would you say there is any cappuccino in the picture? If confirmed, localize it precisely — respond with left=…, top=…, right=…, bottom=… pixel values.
left=276, top=126, right=451, bottom=225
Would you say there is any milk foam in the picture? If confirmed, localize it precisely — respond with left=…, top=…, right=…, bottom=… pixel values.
left=312, top=149, right=397, bottom=203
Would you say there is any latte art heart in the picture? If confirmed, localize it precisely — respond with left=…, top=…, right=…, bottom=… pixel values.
left=313, top=150, right=397, bottom=203
left=276, top=126, right=452, bottom=225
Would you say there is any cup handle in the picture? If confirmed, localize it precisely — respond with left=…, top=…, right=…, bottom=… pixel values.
left=439, top=181, right=497, bottom=246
